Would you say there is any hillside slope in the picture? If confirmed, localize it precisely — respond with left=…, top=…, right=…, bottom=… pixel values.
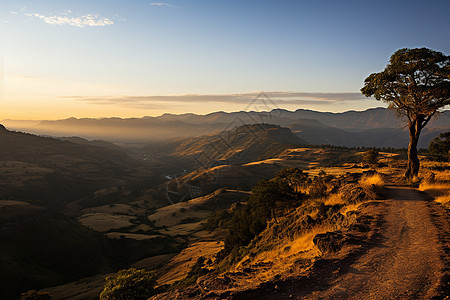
left=0, top=125, right=154, bottom=209
left=171, top=124, right=307, bottom=165
left=233, top=187, right=450, bottom=299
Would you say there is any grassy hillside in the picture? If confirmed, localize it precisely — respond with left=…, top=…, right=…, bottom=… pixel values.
left=0, top=126, right=157, bottom=209
left=0, top=204, right=106, bottom=299
left=151, top=167, right=384, bottom=298
left=170, top=124, right=307, bottom=166
left=0, top=127, right=175, bottom=299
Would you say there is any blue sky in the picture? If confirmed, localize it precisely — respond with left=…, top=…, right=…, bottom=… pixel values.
left=1, top=0, right=449, bottom=119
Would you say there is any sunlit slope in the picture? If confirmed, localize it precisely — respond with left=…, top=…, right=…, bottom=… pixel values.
left=170, top=124, right=307, bottom=165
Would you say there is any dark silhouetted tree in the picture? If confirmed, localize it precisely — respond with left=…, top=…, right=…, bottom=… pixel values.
left=361, top=48, right=449, bottom=178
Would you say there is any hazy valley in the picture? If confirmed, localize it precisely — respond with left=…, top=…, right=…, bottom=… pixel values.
left=4, top=108, right=449, bottom=148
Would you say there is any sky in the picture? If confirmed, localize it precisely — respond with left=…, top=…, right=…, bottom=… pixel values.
left=0, top=0, right=449, bottom=120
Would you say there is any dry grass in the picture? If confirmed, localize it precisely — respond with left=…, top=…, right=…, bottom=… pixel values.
left=157, top=241, right=224, bottom=286
left=158, top=222, right=205, bottom=236
left=340, top=203, right=364, bottom=216
left=418, top=168, right=450, bottom=208
left=419, top=182, right=450, bottom=192
left=148, top=206, right=211, bottom=228
left=434, top=169, right=450, bottom=182
left=0, top=200, right=30, bottom=207
left=104, top=232, right=163, bottom=240
left=324, top=192, right=346, bottom=206
left=359, top=174, right=384, bottom=189
left=285, top=227, right=324, bottom=257
left=418, top=182, right=450, bottom=201
left=132, top=253, right=177, bottom=270
left=81, top=203, right=146, bottom=216
left=231, top=225, right=326, bottom=284
left=78, top=213, right=135, bottom=232
left=42, top=274, right=109, bottom=300
left=434, top=194, right=450, bottom=206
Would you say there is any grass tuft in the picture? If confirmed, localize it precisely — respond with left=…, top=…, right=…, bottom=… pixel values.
left=434, top=194, right=450, bottom=205
left=323, top=192, right=345, bottom=206
left=359, top=174, right=384, bottom=189
left=418, top=182, right=450, bottom=203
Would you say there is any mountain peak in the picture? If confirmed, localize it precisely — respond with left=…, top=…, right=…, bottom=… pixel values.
left=0, top=124, right=8, bottom=132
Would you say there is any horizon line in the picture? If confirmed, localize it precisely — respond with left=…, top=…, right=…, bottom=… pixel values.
left=1, top=106, right=393, bottom=122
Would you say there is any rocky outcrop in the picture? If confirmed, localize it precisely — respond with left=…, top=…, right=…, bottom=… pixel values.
left=313, top=232, right=346, bottom=254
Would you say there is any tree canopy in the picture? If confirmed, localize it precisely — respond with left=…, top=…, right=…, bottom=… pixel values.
left=361, top=48, right=450, bottom=177
left=428, top=131, right=449, bottom=162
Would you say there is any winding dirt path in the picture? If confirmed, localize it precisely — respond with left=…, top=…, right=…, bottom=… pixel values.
left=233, top=186, right=450, bottom=299
left=303, top=186, right=449, bottom=299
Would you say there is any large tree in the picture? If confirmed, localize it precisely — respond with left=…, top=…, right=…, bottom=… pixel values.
left=361, top=48, right=450, bottom=178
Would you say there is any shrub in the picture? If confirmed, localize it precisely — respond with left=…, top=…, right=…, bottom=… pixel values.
left=428, top=132, right=449, bottom=162
left=359, top=174, right=384, bottom=189
left=100, top=268, right=157, bottom=300
left=204, top=210, right=231, bottom=231
left=362, top=149, right=379, bottom=166
left=307, top=176, right=328, bottom=198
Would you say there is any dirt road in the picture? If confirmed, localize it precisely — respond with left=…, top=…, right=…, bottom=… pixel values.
left=235, top=186, right=450, bottom=299
left=304, top=187, right=449, bottom=299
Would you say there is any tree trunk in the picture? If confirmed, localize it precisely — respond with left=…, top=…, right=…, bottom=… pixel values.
left=405, top=119, right=422, bottom=178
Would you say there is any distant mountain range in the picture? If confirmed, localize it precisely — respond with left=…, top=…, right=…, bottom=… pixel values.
left=2, top=108, right=449, bottom=148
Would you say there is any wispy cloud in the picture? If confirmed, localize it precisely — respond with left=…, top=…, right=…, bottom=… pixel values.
left=65, top=92, right=368, bottom=107
left=150, top=2, right=175, bottom=8
left=24, top=11, right=114, bottom=27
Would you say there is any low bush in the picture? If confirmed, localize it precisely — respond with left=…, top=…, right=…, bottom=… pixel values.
left=100, top=268, right=157, bottom=300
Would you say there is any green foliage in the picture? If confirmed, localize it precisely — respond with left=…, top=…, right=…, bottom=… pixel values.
left=362, top=149, right=379, bottom=165
left=100, top=268, right=157, bottom=300
left=20, top=290, right=51, bottom=300
left=307, top=175, right=329, bottom=198
left=361, top=47, right=450, bottom=178
left=428, top=132, right=449, bottom=162
left=222, top=170, right=306, bottom=257
left=204, top=210, right=232, bottom=231
left=361, top=48, right=450, bottom=114
left=214, top=168, right=342, bottom=264
left=275, top=168, right=308, bottom=195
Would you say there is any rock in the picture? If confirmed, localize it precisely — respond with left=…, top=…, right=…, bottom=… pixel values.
left=313, top=232, right=345, bottom=254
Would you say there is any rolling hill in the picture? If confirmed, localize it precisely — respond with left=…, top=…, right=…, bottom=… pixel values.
left=0, top=125, right=157, bottom=209
left=0, top=125, right=178, bottom=299
left=169, top=124, right=307, bottom=166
